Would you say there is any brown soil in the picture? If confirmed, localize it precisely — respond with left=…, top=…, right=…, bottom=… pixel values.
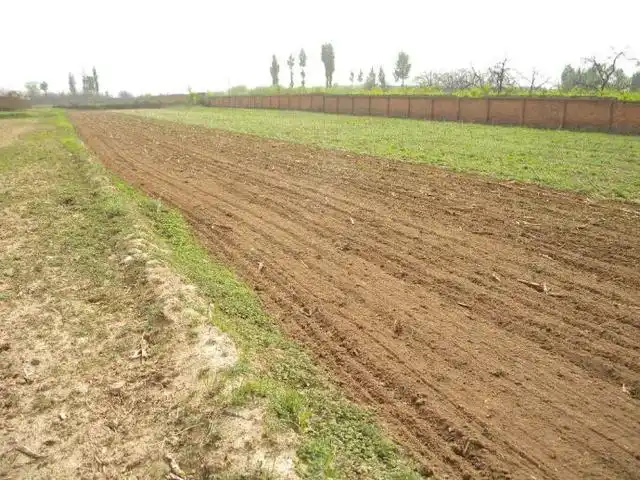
left=69, top=111, right=640, bottom=480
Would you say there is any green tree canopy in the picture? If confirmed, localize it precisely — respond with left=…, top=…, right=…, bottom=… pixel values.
left=378, top=67, right=387, bottom=89
left=364, top=67, right=376, bottom=90
left=631, top=71, right=640, bottom=91
left=393, top=51, right=411, bottom=86
left=299, top=49, right=307, bottom=88
left=321, top=43, right=335, bottom=88
left=24, top=82, right=40, bottom=97
left=92, top=67, right=99, bottom=94
left=287, top=54, right=295, bottom=88
left=270, top=55, right=280, bottom=87
left=68, top=73, right=77, bottom=95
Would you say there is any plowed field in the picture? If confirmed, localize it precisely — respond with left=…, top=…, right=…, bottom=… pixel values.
left=69, top=111, right=640, bottom=479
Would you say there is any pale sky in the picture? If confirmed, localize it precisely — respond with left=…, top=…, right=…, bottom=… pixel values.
left=2, top=0, right=639, bottom=95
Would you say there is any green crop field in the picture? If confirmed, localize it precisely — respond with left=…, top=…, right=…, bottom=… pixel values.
left=128, top=107, right=640, bottom=201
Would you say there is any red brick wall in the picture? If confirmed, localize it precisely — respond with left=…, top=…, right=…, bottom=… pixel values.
left=432, top=98, right=458, bottom=121
left=289, top=95, right=301, bottom=110
left=459, top=98, right=488, bottom=123
left=370, top=97, right=388, bottom=116
left=408, top=98, right=431, bottom=119
left=353, top=96, right=370, bottom=115
left=389, top=97, right=410, bottom=117
left=311, top=95, right=324, bottom=112
left=0, top=96, right=30, bottom=110
left=524, top=99, right=564, bottom=128
left=564, top=100, right=611, bottom=130
left=208, top=94, right=639, bottom=134
left=300, top=95, right=312, bottom=110
left=612, top=102, right=640, bottom=133
left=490, top=99, right=523, bottom=125
left=324, top=96, right=338, bottom=113
left=337, top=96, right=353, bottom=114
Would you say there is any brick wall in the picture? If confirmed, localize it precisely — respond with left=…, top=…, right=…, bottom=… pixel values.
left=0, top=96, right=31, bottom=111
left=205, top=94, right=640, bottom=134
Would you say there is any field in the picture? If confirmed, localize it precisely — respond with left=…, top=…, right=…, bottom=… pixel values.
left=129, top=107, right=640, bottom=200
left=0, top=112, right=419, bottom=478
left=68, top=110, right=640, bottom=479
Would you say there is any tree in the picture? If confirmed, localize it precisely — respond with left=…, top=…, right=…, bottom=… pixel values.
left=364, top=67, right=376, bottom=90
left=583, top=50, right=628, bottom=92
left=414, top=68, right=485, bottom=91
left=610, top=69, right=631, bottom=89
left=357, top=69, right=364, bottom=83
left=523, top=68, right=549, bottom=95
left=631, top=71, right=640, bottom=91
left=270, top=55, right=280, bottom=87
left=349, top=71, right=355, bottom=86
left=488, top=57, right=515, bottom=93
left=560, top=64, right=600, bottom=90
left=287, top=54, right=295, bottom=88
left=118, top=90, right=134, bottom=98
left=393, top=51, right=411, bottom=86
left=68, top=73, right=77, bottom=95
left=560, top=64, right=577, bottom=90
left=299, top=49, right=307, bottom=88
left=92, top=67, right=99, bottom=95
left=321, top=43, right=335, bottom=88
left=40, top=81, right=49, bottom=96
left=24, top=82, right=40, bottom=97
left=414, top=71, right=437, bottom=87
left=378, top=67, right=387, bottom=89
left=82, top=73, right=96, bottom=94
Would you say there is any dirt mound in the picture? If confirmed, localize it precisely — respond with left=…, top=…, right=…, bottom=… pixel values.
left=69, top=111, right=640, bottom=480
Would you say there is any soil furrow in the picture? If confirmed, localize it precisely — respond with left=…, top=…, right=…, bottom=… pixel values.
left=70, top=111, right=640, bottom=480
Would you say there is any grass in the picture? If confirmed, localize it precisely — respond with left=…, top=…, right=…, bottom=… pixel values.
left=0, top=111, right=32, bottom=119
left=128, top=106, right=640, bottom=201
left=1, top=110, right=421, bottom=478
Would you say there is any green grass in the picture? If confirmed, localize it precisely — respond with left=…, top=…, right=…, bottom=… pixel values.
left=0, top=111, right=32, bottom=119
left=128, top=106, right=640, bottom=201
left=9, top=110, right=420, bottom=477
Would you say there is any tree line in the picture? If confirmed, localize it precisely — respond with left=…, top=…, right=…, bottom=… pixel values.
left=269, top=44, right=412, bottom=90
left=7, top=47, right=639, bottom=102
left=267, top=46, right=639, bottom=95
left=18, top=67, right=134, bottom=101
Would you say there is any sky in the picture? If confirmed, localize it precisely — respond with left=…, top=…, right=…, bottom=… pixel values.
left=2, top=0, right=639, bottom=95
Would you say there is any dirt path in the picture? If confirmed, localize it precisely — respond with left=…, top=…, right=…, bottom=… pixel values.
left=70, top=111, right=640, bottom=480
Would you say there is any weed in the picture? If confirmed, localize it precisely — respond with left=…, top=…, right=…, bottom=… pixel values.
left=229, top=379, right=270, bottom=407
